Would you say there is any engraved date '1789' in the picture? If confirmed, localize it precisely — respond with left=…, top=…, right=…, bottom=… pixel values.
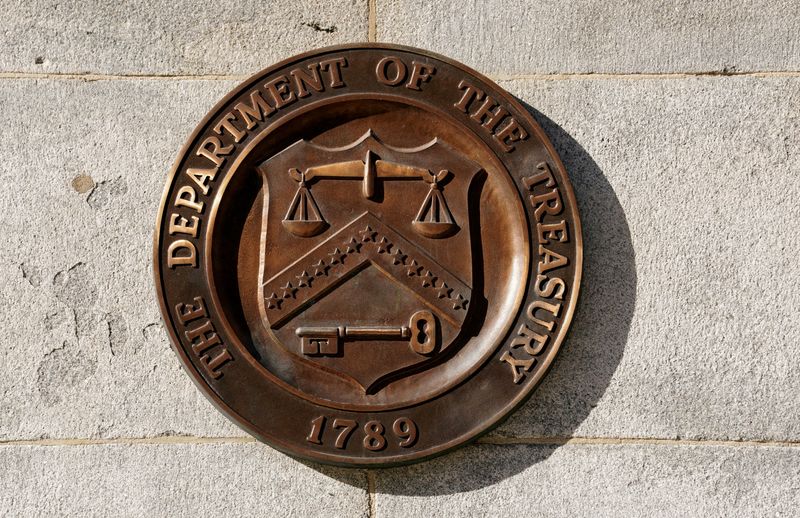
left=306, top=416, right=418, bottom=451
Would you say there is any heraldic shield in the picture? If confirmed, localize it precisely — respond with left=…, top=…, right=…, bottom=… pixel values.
left=257, top=130, right=481, bottom=393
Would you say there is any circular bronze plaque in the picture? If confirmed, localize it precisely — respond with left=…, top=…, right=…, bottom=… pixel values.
left=154, top=44, right=581, bottom=466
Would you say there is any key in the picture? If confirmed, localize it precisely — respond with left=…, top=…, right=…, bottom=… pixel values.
left=296, top=310, right=437, bottom=356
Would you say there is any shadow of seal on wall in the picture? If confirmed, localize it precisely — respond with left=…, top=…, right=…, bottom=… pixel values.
left=153, top=44, right=582, bottom=467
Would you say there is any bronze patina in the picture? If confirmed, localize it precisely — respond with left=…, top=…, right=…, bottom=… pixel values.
left=154, top=44, right=582, bottom=467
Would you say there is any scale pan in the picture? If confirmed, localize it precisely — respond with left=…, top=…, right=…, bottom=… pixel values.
left=412, top=221, right=459, bottom=239
left=282, top=219, right=329, bottom=237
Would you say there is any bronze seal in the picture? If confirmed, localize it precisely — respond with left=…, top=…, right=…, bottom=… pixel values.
left=154, top=44, right=582, bottom=466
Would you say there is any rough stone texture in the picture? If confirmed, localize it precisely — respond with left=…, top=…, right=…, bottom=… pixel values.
left=0, top=441, right=368, bottom=517
left=374, top=443, right=800, bottom=517
left=0, top=0, right=367, bottom=76
left=377, top=0, right=800, bottom=75
left=2, top=1, right=800, bottom=515
left=0, top=79, right=244, bottom=440
left=489, top=76, right=800, bottom=442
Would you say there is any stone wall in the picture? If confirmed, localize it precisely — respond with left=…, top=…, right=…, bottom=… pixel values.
left=1, top=1, right=798, bottom=516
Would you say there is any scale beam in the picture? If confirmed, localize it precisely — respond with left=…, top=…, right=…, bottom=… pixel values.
left=293, top=151, right=448, bottom=200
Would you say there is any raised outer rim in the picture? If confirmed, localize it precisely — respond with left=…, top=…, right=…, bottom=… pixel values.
left=152, top=42, right=583, bottom=467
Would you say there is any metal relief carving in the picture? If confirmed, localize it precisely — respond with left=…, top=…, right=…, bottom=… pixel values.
left=154, top=44, right=582, bottom=466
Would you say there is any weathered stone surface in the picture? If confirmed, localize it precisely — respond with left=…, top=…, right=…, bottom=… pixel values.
left=1, top=0, right=367, bottom=76
left=377, top=0, right=800, bottom=75
left=374, top=443, right=800, bottom=516
left=1, top=76, right=798, bottom=445
left=490, top=76, right=800, bottom=441
left=2, top=2, right=798, bottom=516
left=0, top=78, right=244, bottom=440
left=0, top=441, right=368, bottom=517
